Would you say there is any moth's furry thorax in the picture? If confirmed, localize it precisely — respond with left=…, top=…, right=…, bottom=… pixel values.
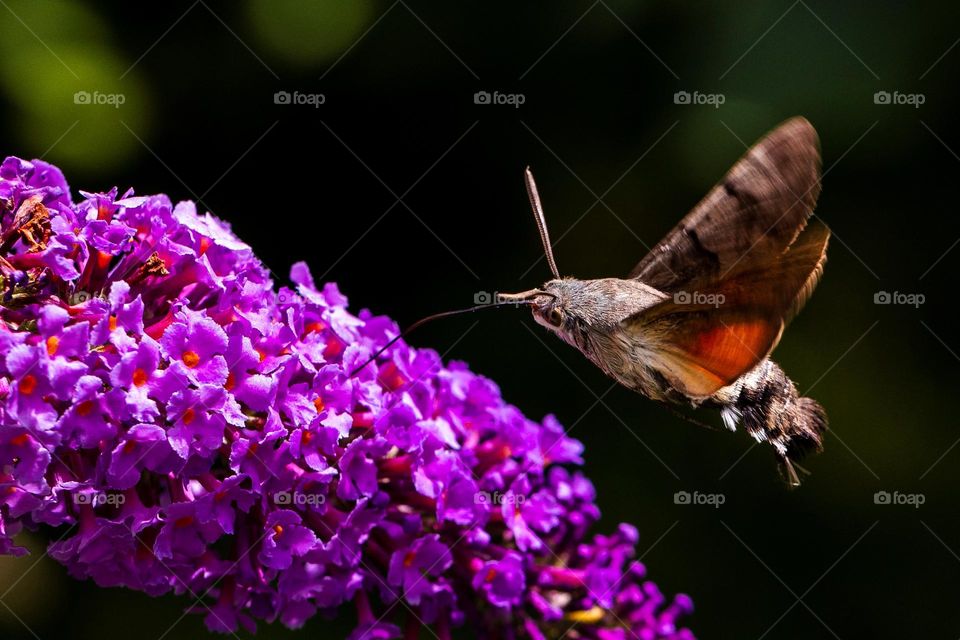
left=530, top=277, right=672, bottom=399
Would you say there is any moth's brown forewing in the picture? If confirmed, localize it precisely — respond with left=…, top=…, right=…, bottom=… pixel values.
left=630, top=117, right=821, bottom=291
left=627, top=118, right=829, bottom=398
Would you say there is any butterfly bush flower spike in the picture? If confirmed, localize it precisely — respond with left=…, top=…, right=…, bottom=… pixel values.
left=0, top=156, right=694, bottom=639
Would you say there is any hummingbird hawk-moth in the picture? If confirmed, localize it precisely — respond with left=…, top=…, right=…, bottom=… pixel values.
left=354, top=117, right=828, bottom=485
left=501, top=117, right=829, bottom=485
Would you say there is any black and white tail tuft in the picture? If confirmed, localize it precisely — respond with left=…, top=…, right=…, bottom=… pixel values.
left=724, top=359, right=828, bottom=486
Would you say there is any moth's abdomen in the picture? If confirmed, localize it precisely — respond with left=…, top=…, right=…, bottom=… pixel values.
left=725, top=359, right=828, bottom=485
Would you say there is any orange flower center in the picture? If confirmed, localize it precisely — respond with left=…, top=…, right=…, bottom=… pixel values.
left=182, top=350, right=200, bottom=368
left=18, top=375, right=37, bottom=395
left=45, top=336, right=59, bottom=356
left=182, top=408, right=196, bottom=425
left=313, top=397, right=325, bottom=413
left=76, top=400, right=95, bottom=417
left=323, top=338, right=344, bottom=359
left=377, top=362, right=406, bottom=392
left=10, top=433, right=30, bottom=447
left=132, top=368, right=148, bottom=387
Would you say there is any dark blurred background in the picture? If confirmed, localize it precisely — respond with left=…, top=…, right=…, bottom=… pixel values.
left=1, top=1, right=958, bottom=638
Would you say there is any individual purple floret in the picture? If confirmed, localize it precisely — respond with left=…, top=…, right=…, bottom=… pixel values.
left=0, top=156, right=695, bottom=639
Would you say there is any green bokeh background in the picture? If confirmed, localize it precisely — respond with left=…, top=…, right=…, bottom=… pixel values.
left=0, top=2, right=957, bottom=638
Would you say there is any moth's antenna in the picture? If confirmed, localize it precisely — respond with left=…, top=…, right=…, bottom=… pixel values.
left=525, top=168, right=560, bottom=279
left=348, top=293, right=548, bottom=377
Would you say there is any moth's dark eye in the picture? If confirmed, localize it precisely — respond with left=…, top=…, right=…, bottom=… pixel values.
left=547, top=308, right=563, bottom=327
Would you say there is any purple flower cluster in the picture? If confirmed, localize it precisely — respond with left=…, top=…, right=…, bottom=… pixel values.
left=0, top=156, right=694, bottom=639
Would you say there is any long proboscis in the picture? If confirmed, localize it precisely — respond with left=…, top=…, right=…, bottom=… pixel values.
left=348, top=294, right=545, bottom=377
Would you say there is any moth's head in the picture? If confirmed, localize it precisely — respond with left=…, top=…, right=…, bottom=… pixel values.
left=497, top=280, right=577, bottom=338
left=528, top=279, right=569, bottom=333
left=512, top=279, right=591, bottom=346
